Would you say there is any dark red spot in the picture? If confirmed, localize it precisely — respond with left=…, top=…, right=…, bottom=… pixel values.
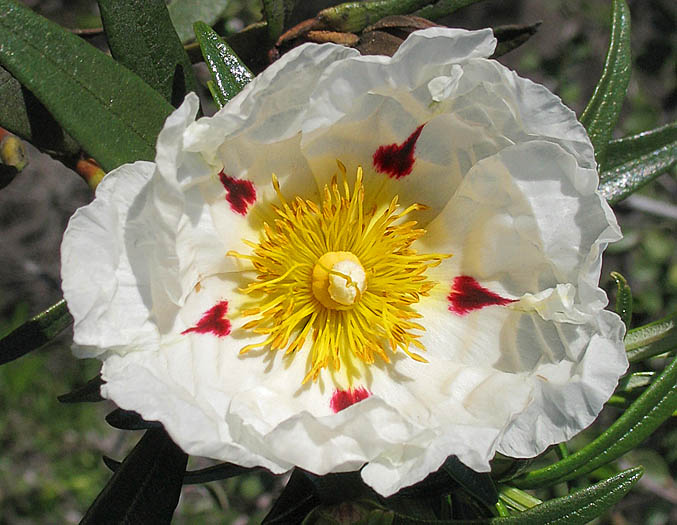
left=330, top=387, right=371, bottom=413
left=373, top=124, right=425, bottom=179
left=182, top=300, right=232, bottom=337
left=219, top=171, right=256, bottom=215
left=447, top=276, right=516, bottom=316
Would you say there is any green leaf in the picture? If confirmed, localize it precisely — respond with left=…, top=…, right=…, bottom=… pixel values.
left=263, top=469, right=320, bottom=524
left=263, top=0, right=299, bottom=42
left=384, top=495, right=441, bottom=521
left=579, top=0, right=631, bottom=167
left=304, top=470, right=373, bottom=504
left=414, top=0, right=486, bottom=21
left=58, top=374, right=105, bottom=403
left=599, top=121, right=677, bottom=204
left=386, top=467, right=642, bottom=524
left=181, top=462, right=255, bottom=484
left=167, top=0, right=228, bottom=44
left=511, top=353, right=677, bottom=489
left=494, top=467, right=642, bottom=524
left=103, top=456, right=253, bottom=484
left=194, top=21, right=253, bottom=107
left=98, top=0, right=197, bottom=107
left=0, top=0, right=174, bottom=172
left=443, top=456, right=498, bottom=508
left=0, top=66, right=80, bottom=160
left=106, top=408, right=162, bottom=430
left=498, top=486, right=541, bottom=512
left=610, top=271, right=633, bottom=327
left=82, top=429, right=187, bottom=524
left=396, top=468, right=460, bottom=499
left=625, top=311, right=677, bottom=363
left=0, top=300, right=72, bottom=366
left=490, top=22, right=542, bottom=59
left=603, top=121, right=677, bottom=171
left=318, top=0, right=433, bottom=33
left=616, top=371, right=654, bottom=393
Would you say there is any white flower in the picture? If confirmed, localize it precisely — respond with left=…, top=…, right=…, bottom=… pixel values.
left=61, top=28, right=628, bottom=497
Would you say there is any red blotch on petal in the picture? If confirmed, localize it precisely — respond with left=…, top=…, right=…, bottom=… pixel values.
left=219, top=171, right=256, bottom=215
left=330, top=387, right=371, bottom=413
left=372, top=124, right=425, bottom=179
left=447, top=276, right=516, bottom=316
left=182, top=300, right=232, bottom=337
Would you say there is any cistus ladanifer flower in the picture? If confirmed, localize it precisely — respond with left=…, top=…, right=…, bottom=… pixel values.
left=61, top=27, right=628, bottom=496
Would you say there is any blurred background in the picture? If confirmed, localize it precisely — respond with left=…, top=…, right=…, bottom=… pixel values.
left=0, top=0, right=675, bottom=523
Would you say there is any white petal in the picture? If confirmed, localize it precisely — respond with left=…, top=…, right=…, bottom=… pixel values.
left=455, top=59, right=597, bottom=169
left=183, top=42, right=360, bottom=155
left=428, top=65, right=463, bottom=102
left=498, top=309, right=627, bottom=456
left=61, top=161, right=159, bottom=356
left=412, top=294, right=626, bottom=458
left=391, top=27, right=497, bottom=67
left=425, top=140, right=621, bottom=314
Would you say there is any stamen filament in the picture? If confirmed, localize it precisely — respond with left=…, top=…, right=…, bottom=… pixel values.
left=232, top=163, right=451, bottom=383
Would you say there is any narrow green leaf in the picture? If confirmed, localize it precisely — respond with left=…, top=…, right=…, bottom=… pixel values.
left=606, top=393, right=633, bottom=409
left=495, top=467, right=642, bottom=524
left=616, top=371, right=654, bottom=393
left=0, top=0, right=174, bottom=172
left=414, top=0, right=486, bottom=21
left=610, top=271, right=633, bottom=327
left=194, top=21, right=253, bottom=106
left=181, top=462, right=255, bottom=484
left=98, top=0, right=197, bottom=107
left=0, top=66, right=80, bottom=160
left=103, top=456, right=253, bottom=484
left=318, top=0, right=432, bottom=33
left=263, top=469, right=320, bottom=524
left=82, top=429, right=187, bottom=524
left=555, top=443, right=570, bottom=460
left=106, top=408, right=162, bottom=430
left=599, top=122, right=677, bottom=204
left=443, top=456, right=498, bottom=508
left=397, top=467, right=460, bottom=498
left=263, top=0, right=299, bottom=42
left=494, top=500, right=511, bottom=518
left=58, top=374, right=104, bottom=403
left=102, top=455, right=121, bottom=473
left=388, top=468, right=642, bottom=524
left=512, top=354, right=677, bottom=489
left=0, top=300, right=72, bottom=366
left=498, top=486, right=541, bottom=512
left=491, top=22, right=542, bottom=59
left=579, top=0, right=631, bottom=167
left=625, top=311, right=677, bottom=363
left=167, top=0, right=228, bottom=44
left=206, top=79, right=227, bottom=109
left=603, top=121, right=677, bottom=171
left=303, top=470, right=372, bottom=504
left=492, top=457, right=535, bottom=483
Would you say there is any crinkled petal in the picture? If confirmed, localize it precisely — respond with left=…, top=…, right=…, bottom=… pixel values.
left=498, top=309, right=627, bottom=456
left=425, top=140, right=621, bottom=316
left=413, top=294, right=626, bottom=459
left=61, top=161, right=159, bottom=356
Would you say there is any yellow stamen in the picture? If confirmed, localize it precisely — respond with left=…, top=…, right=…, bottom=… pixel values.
left=230, top=162, right=450, bottom=383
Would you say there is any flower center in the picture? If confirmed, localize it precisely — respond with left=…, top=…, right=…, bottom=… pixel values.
left=312, top=251, right=367, bottom=308
left=228, top=162, right=450, bottom=384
